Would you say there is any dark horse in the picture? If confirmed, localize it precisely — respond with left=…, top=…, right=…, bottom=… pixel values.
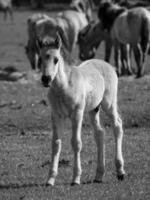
left=98, top=2, right=150, bottom=78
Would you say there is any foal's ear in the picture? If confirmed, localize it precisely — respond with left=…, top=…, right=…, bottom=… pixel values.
left=55, top=33, right=62, bottom=49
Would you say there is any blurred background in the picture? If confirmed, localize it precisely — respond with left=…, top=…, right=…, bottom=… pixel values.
left=11, top=0, right=150, bottom=9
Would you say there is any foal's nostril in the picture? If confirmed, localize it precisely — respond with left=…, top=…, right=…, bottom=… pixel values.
left=41, top=75, right=51, bottom=87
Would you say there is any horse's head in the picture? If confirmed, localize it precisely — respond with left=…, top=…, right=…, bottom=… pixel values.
left=78, top=21, right=104, bottom=61
left=98, top=1, right=126, bottom=31
left=25, top=42, right=39, bottom=71
left=37, top=33, right=62, bottom=88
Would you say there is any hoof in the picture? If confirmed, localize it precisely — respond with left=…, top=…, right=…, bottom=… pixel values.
left=117, top=174, right=125, bottom=181
left=71, top=182, right=80, bottom=186
left=93, top=179, right=102, bottom=183
left=135, top=74, right=143, bottom=79
left=46, top=178, right=55, bottom=186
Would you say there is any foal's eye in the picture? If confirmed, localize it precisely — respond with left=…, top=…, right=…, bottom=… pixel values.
left=54, top=57, right=58, bottom=65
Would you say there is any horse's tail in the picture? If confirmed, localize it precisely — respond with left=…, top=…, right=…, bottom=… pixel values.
left=140, top=16, right=150, bottom=55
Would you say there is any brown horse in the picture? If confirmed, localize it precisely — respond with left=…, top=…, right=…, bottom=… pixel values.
left=78, top=20, right=132, bottom=76
left=98, top=2, right=150, bottom=78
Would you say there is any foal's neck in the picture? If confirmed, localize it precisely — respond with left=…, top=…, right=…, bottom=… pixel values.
left=53, top=57, right=72, bottom=91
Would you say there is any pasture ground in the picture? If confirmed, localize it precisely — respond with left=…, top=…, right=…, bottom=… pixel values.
left=0, top=10, right=149, bottom=200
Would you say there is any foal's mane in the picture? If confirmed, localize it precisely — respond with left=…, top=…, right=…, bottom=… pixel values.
left=39, top=35, right=75, bottom=66
left=98, top=2, right=126, bottom=31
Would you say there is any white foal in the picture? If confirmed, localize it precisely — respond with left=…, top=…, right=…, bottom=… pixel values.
left=38, top=33, right=126, bottom=186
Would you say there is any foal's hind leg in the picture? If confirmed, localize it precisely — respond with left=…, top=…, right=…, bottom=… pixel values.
left=102, top=101, right=125, bottom=180
left=89, top=109, right=105, bottom=183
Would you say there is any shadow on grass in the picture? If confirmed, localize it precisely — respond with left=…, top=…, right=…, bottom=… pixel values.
left=0, top=66, right=26, bottom=81
left=0, top=182, right=47, bottom=189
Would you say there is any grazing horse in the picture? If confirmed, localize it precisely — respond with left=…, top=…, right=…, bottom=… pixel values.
left=78, top=20, right=132, bottom=75
left=37, top=33, right=126, bottom=186
left=0, top=0, right=13, bottom=21
left=70, top=0, right=93, bottom=22
left=25, top=13, right=51, bottom=70
left=56, top=10, right=88, bottom=52
left=26, top=11, right=88, bottom=71
left=98, top=2, right=150, bottom=78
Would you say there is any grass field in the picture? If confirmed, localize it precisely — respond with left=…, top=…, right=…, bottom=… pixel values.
left=0, top=10, right=149, bottom=200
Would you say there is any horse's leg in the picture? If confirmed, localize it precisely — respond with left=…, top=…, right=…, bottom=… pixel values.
left=126, top=44, right=133, bottom=75
left=8, top=7, right=14, bottom=21
left=133, top=44, right=143, bottom=78
left=89, top=109, right=105, bottom=183
left=114, top=42, right=122, bottom=76
left=47, top=113, right=62, bottom=186
left=71, top=108, right=84, bottom=185
left=104, top=36, right=112, bottom=62
left=4, top=9, right=7, bottom=21
left=120, top=44, right=126, bottom=75
left=102, top=101, right=125, bottom=180
left=120, top=44, right=132, bottom=75
left=140, top=37, right=149, bottom=73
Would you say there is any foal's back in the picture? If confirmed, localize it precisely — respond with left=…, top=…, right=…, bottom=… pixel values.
left=73, top=59, right=118, bottom=111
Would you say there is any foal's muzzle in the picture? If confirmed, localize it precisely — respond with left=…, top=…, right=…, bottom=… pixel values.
left=41, top=75, right=52, bottom=87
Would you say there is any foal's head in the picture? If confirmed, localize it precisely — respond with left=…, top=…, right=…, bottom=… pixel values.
left=37, top=34, right=62, bottom=87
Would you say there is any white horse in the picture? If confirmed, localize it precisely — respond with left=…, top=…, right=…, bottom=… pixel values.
left=70, top=0, right=93, bottom=22
left=0, top=0, right=13, bottom=21
left=25, top=13, right=50, bottom=70
left=37, top=33, right=126, bottom=186
left=26, top=11, right=88, bottom=71
left=56, top=10, right=88, bottom=52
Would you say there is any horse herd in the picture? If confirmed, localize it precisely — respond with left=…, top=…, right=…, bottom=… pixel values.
left=25, top=0, right=150, bottom=79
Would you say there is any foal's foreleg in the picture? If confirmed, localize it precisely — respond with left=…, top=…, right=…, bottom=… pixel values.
left=71, top=108, right=84, bottom=185
left=89, top=110, right=105, bottom=183
left=47, top=113, right=62, bottom=186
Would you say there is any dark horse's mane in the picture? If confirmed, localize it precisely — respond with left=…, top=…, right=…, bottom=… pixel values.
left=60, top=45, right=75, bottom=66
left=98, top=2, right=126, bottom=32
